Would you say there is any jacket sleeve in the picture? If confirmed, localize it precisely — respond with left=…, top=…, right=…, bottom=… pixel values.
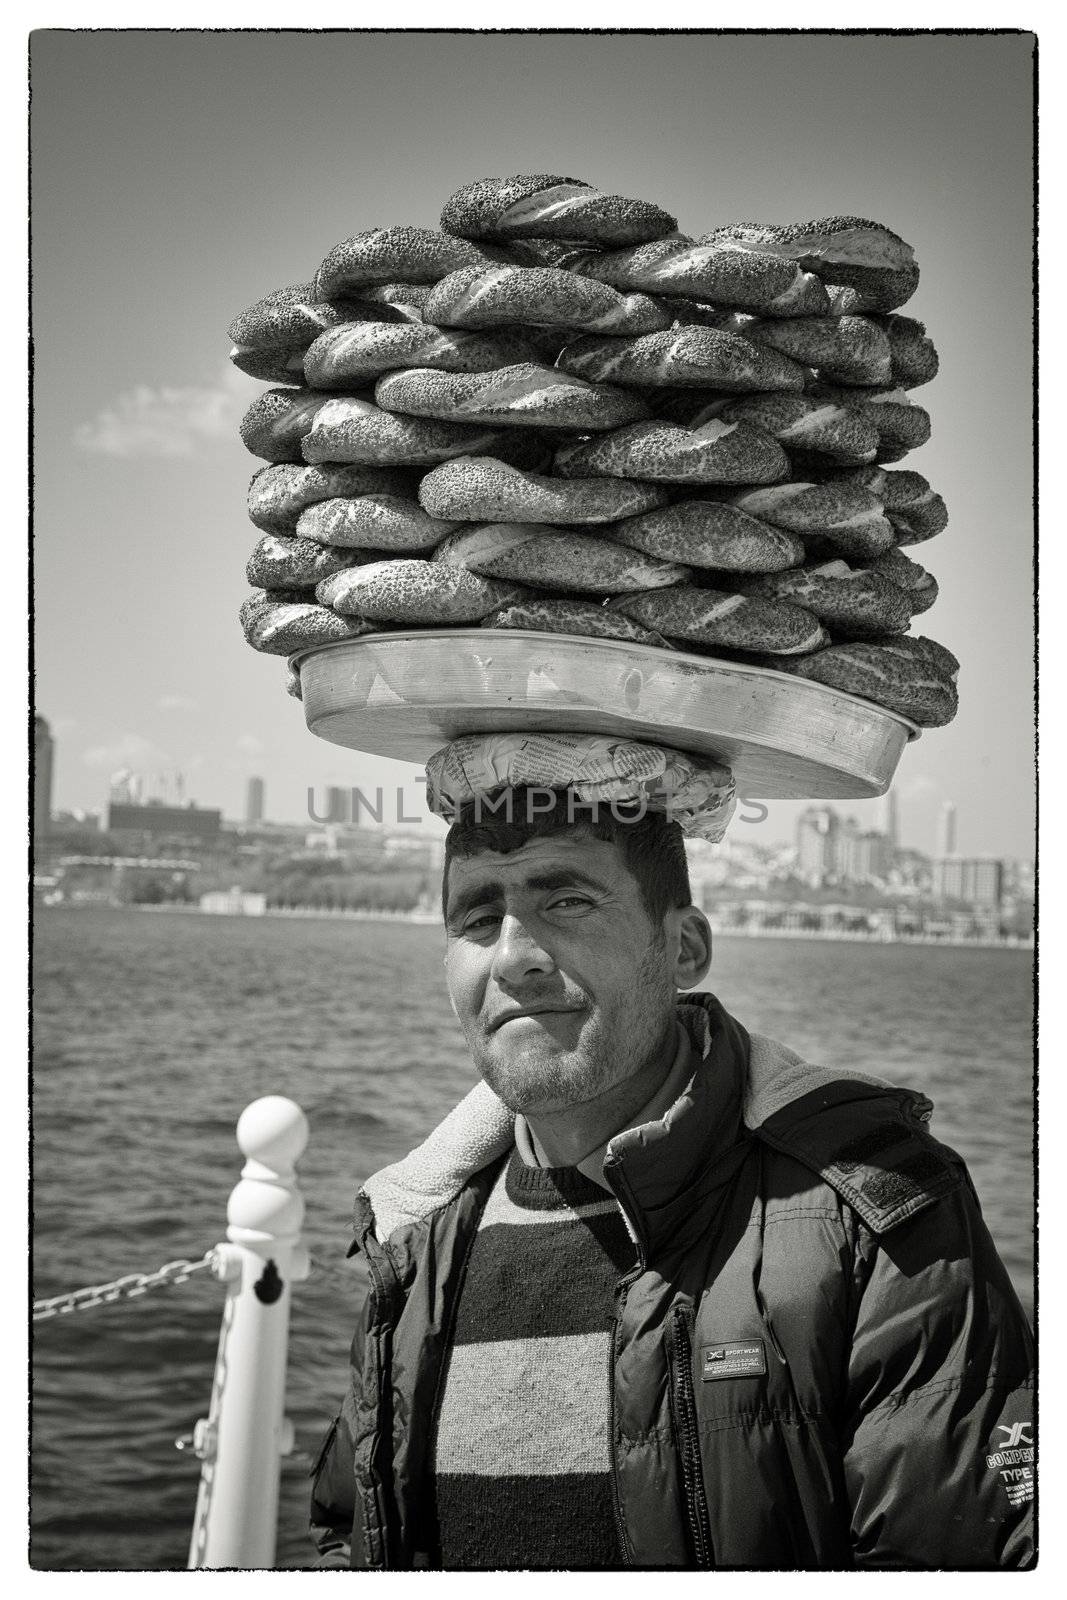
left=840, top=1170, right=1034, bottom=1569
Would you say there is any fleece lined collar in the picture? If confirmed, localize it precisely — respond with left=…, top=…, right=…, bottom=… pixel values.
left=359, top=991, right=891, bottom=1247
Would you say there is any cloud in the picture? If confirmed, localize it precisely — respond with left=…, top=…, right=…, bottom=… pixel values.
left=235, top=733, right=266, bottom=756
left=82, top=732, right=172, bottom=771
left=900, top=774, right=940, bottom=802
left=74, top=363, right=254, bottom=459
left=157, top=694, right=199, bottom=712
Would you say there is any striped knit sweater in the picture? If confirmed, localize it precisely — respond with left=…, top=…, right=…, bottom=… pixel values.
left=430, top=1148, right=637, bottom=1569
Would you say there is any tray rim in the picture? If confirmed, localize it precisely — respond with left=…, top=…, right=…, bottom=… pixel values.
left=289, top=627, right=922, bottom=743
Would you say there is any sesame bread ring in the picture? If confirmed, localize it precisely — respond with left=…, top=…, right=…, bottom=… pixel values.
left=239, top=592, right=374, bottom=655
left=730, top=482, right=894, bottom=557
left=228, top=280, right=413, bottom=352
left=812, top=385, right=932, bottom=462
left=779, top=639, right=958, bottom=726
left=245, top=532, right=372, bottom=590
left=417, top=456, right=669, bottom=525
left=868, top=549, right=939, bottom=614
left=821, top=466, right=948, bottom=542
left=553, top=417, right=789, bottom=485
left=231, top=348, right=312, bottom=386
left=881, top=315, right=939, bottom=388
left=374, top=364, right=649, bottom=432
left=303, top=321, right=536, bottom=387
left=483, top=597, right=672, bottom=648
left=582, top=238, right=831, bottom=316
left=240, top=388, right=339, bottom=464
left=296, top=495, right=460, bottom=553
left=710, top=218, right=920, bottom=313
left=316, top=559, right=531, bottom=624
left=824, top=273, right=921, bottom=316
left=424, top=264, right=669, bottom=337
left=247, top=462, right=422, bottom=534
left=314, top=227, right=495, bottom=300
left=605, top=500, right=805, bottom=572
left=743, top=315, right=893, bottom=387
left=610, top=586, right=829, bottom=655
left=556, top=327, right=806, bottom=392
left=432, top=523, right=688, bottom=594
left=714, top=394, right=880, bottom=464
left=301, top=397, right=512, bottom=466
left=440, top=175, right=678, bottom=248
left=229, top=285, right=421, bottom=386
left=737, top=559, right=911, bottom=636
left=285, top=662, right=303, bottom=699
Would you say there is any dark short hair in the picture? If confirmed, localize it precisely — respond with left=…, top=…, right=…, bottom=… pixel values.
left=442, top=785, right=692, bottom=927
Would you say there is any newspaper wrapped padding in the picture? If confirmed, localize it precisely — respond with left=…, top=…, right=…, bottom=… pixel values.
left=425, top=732, right=736, bottom=842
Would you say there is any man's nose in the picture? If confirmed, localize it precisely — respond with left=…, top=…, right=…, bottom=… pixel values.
left=490, top=912, right=556, bottom=985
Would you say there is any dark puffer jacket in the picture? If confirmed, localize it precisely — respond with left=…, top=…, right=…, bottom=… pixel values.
left=310, top=993, right=1034, bottom=1569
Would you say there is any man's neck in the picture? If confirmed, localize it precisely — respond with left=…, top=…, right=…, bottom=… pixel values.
left=524, top=1019, right=680, bottom=1170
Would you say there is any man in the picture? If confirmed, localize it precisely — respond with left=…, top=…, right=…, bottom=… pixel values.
left=310, top=790, right=1034, bottom=1570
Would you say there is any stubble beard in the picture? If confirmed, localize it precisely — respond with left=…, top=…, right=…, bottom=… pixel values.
left=470, top=937, right=678, bottom=1116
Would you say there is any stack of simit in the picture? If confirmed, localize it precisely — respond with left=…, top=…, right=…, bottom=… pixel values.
left=233, top=174, right=956, bottom=727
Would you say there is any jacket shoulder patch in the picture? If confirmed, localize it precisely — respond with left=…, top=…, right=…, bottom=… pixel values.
left=755, top=1085, right=963, bottom=1236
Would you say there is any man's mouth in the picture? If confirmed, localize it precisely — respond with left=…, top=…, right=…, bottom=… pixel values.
left=488, top=1005, right=585, bottom=1032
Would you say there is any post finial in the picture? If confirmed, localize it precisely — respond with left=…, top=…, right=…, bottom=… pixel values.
left=235, top=1096, right=309, bottom=1174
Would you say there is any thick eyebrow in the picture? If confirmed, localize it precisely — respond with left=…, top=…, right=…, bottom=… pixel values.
left=445, top=868, right=612, bottom=929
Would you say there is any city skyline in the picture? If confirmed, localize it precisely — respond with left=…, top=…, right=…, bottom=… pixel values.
left=31, top=33, right=1035, bottom=860
left=42, top=728, right=1035, bottom=871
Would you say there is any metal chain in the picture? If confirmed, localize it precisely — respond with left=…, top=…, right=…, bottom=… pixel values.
left=32, top=1251, right=217, bottom=1322
left=34, top=1248, right=360, bottom=1323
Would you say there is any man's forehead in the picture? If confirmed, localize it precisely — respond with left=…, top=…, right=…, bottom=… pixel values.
left=446, top=832, right=629, bottom=895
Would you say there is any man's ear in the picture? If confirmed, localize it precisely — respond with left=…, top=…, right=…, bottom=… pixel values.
left=668, top=906, right=713, bottom=990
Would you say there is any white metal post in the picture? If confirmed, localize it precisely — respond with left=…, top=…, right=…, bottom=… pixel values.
left=187, top=1096, right=310, bottom=1569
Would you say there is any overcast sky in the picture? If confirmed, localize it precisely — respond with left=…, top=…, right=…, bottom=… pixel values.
left=30, top=29, right=1035, bottom=858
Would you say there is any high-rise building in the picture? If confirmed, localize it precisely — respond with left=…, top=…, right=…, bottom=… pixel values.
left=937, top=800, right=958, bottom=860
left=246, top=775, right=265, bottom=825
left=34, top=715, right=54, bottom=838
left=879, top=788, right=900, bottom=848
left=833, top=816, right=860, bottom=880
left=843, top=830, right=894, bottom=884
left=796, top=806, right=837, bottom=886
left=933, top=857, right=1004, bottom=907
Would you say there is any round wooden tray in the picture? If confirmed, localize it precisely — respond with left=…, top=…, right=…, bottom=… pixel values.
left=292, top=629, right=919, bottom=800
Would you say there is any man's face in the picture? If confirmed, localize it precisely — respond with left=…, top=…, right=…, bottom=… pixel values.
left=443, top=831, right=680, bottom=1116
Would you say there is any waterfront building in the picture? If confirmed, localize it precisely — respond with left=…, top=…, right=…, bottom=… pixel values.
left=933, top=856, right=1005, bottom=907
left=937, top=801, right=958, bottom=860
left=796, top=806, right=838, bottom=887
left=107, top=800, right=222, bottom=841
left=246, top=776, right=265, bottom=825
left=200, top=887, right=267, bottom=916
left=34, top=715, right=54, bottom=838
left=845, top=829, right=895, bottom=884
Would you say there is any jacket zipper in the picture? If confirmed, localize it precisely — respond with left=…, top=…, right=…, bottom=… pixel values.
left=608, top=1266, right=643, bottom=1565
left=668, top=1305, right=714, bottom=1569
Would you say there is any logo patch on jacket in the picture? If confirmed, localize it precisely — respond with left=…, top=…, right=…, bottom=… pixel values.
left=985, top=1421, right=1035, bottom=1508
left=701, top=1339, right=767, bottom=1381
